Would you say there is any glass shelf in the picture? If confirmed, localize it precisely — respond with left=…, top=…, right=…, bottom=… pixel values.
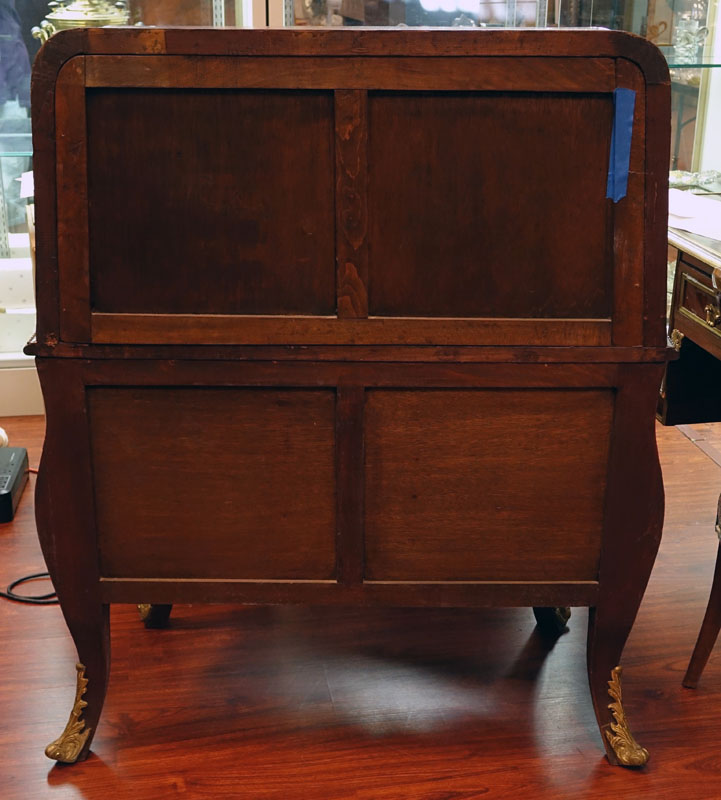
left=660, top=47, right=721, bottom=68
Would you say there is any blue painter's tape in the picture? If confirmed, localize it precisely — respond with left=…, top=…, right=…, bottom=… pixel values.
left=606, top=88, right=636, bottom=203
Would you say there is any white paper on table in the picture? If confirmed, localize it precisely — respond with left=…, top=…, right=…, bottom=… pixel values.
left=669, top=189, right=721, bottom=241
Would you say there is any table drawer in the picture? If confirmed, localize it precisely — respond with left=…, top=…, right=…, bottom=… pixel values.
left=675, top=259, right=721, bottom=354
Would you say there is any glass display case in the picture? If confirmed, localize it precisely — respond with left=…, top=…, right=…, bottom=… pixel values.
left=283, top=0, right=721, bottom=174
left=0, top=1, right=34, bottom=405
left=0, top=113, right=33, bottom=353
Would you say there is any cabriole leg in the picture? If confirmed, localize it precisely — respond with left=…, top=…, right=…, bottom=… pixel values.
left=138, top=603, right=173, bottom=629
left=586, top=366, right=665, bottom=767
left=532, top=606, right=571, bottom=636
left=35, top=359, right=111, bottom=764
left=587, top=607, right=648, bottom=768
left=683, top=539, right=721, bottom=689
left=44, top=605, right=110, bottom=764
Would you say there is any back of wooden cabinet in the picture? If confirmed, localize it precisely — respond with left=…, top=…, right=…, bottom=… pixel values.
left=33, top=29, right=669, bottom=350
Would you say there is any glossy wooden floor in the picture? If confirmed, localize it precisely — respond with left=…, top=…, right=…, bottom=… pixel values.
left=1, top=414, right=720, bottom=799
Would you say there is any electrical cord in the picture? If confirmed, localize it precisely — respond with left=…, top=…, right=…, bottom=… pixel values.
left=0, top=572, right=58, bottom=604
left=0, top=429, right=56, bottom=603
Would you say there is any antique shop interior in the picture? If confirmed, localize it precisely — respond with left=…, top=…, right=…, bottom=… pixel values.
left=1, top=0, right=721, bottom=797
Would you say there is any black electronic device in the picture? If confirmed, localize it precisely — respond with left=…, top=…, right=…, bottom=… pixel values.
left=0, top=447, right=29, bottom=523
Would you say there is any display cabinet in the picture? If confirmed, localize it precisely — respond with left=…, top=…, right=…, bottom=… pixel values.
left=0, top=101, right=39, bottom=414
left=283, top=0, right=721, bottom=180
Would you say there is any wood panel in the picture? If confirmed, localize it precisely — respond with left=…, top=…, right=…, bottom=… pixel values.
left=126, top=29, right=669, bottom=83
left=83, top=56, right=616, bottom=92
left=90, top=313, right=612, bottom=346
left=364, top=389, right=613, bottom=581
left=73, top=359, right=620, bottom=390
left=98, top=578, right=599, bottom=607
left=86, top=89, right=335, bottom=316
left=89, top=387, right=337, bottom=580
left=28, top=341, right=674, bottom=363
left=367, top=92, right=614, bottom=319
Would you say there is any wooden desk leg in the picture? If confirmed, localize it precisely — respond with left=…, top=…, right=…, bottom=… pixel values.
left=586, top=367, right=664, bottom=768
left=42, top=610, right=110, bottom=764
left=138, top=604, right=173, bottom=629
left=35, top=360, right=111, bottom=764
left=587, top=610, right=650, bottom=767
left=683, top=539, right=721, bottom=689
left=36, top=468, right=110, bottom=763
left=532, top=606, right=571, bottom=636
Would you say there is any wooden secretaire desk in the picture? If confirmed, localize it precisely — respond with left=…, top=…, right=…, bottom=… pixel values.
left=27, top=28, right=671, bottom=768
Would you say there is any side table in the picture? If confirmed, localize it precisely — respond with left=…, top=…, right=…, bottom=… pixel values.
left=661, top=226, right=721, bottom=687
left=658, top=228, right=721, bottom=425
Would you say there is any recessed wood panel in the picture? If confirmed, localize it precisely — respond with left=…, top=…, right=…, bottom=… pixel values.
left=364, top=389, right=613, bottom=581
left=86, top=89, right=335, bottom=316
left=367, top=92, right=614, bottom=319
left=89, top=387, right=336, bottom=579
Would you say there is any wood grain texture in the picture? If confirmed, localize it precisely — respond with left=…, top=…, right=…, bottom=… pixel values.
left=335, top=90, right=369, bottom=319
left=89, top=387, right=337, bottom=580
left=83, top=55, right=616, bottom=91
left=335, top=387, right=365, bottom=585
left=55, top=57, right=91, bottom=343
left=586, top=363, right=666, bottom=764
left=367, top=91, right=613, bottom=319
left=98, top=578, right=599, bottom=607
left=67, top=358, right=622, bottom=389
left=3, top=415, right=721, bottom=798
left=34, top=362, right=110, bottom=760
left=611, top=59, right=646, bottom=346
left=28, top=28, right=671, bottom=773
left=32, top=29, right=670, bottom=353
left=364, top=389, right=613, bottom=581
left=26, top=341, right=674, bottom=363
left=74, top=28, right=669, bottom=83
left=90, top=313, right=613, bottom=346
left=86, top=88, right=335, bottom=317
left=644, top=81, right=673, bottom=346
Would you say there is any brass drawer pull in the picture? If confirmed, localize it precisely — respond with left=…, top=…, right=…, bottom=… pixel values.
left=705, top=304, right=721, bottom=327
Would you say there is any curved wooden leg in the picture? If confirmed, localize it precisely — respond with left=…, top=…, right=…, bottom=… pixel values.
left=35, top=360, right=111, bottom=764
left=587, top=608, right=649, bottom=767
left=683, top=540, right=721, bottom=689
left=587, top=366, right=664, bottom=768
left=138, top=603, right=173, bottom=629
left=44, top=606, right=110, bottom=763
left=532, top=606, right=571, bottom=636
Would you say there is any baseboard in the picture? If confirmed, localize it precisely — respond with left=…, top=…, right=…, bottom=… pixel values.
left=0, top=357, right=44, bottom=416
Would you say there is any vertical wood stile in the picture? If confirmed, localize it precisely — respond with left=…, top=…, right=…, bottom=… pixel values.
left=335, top=386, right=365, bottom=585
left=644, top=80, right=672, bottom=346
left=56, top=57, right=91, bottom=342
left=334, top=90, right=369, bottom=319
left=611, top=59, right=646, bottom=346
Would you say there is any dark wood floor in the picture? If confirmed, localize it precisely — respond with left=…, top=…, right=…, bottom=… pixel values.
left=1, top=414, right=721, bottom=799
